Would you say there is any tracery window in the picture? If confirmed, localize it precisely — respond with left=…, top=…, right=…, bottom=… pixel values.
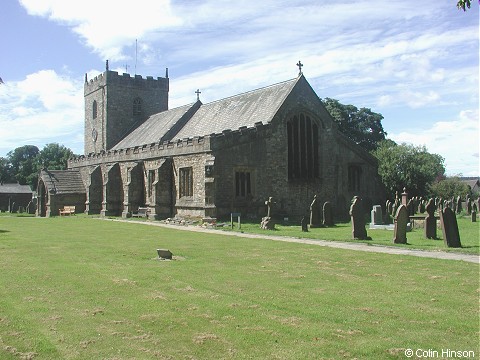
left=133, top=97, right=142, bottom=116
left=287, top=113, right=319, bottom=180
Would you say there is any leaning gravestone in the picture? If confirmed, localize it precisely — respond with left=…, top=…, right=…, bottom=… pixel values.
left=439, top=207, right=462, bottom=248
left=349, top=196, right=370, bottom=240
left=466, top=199, right=472, bottom=215
left=323, top=201, right=334, bottom=227
left=393, top=204, right=408, bottom=244
left=424, top=198, right=437, bottom=239
left=309, top=195, right=321, bottom=228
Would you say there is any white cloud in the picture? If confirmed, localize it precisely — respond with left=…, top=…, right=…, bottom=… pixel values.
left=19, top=0, right=182, bottom=60
left=0, top=70, right=84, bottom=155
left=389, top=110, right=480, bottom=176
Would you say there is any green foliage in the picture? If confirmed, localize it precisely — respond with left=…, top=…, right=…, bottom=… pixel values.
left=0, top=216, right=478, bottom=358
left=429, top=176, right=470, bottom=199
left=457, top=0, right=479, bottom=10
left=322, top=98, right=387, bottom=151
left=0, top=143, right=75, bottom=190
left=36, top=143, right=74, bottom=170
left=6, top=145, right=39, bottom=189
left=372, top=141, right=445, bottom=198
left=0, top=157, right=15, bottom=184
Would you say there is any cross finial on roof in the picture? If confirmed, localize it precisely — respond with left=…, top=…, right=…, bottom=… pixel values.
left=296, top=61, right=303, bottom=75
left=195, top=89, right=201, bottom=101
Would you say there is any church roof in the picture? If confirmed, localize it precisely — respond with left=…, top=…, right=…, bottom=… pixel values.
left=173, top=77, right=298, bottom=140
left=39, top=169, right=85, bottom=194
left=112, top=103, right=197, bottom=150
left=112, top=77, right=299, bottom=149
left=0, top=183, right=32, bottom=194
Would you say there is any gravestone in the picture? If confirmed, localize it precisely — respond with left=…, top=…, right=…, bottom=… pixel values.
left=424, top=198, right=437, bottom=239
left=466, top=199, right=472, bottom=215
left=301, top=216, right=308, bottom=232
left=393, top=204, right=408, bottom=244
left=370, top=205, right=383, bottom=225
left=385, top=200, right=393, bottom=224
left=157, top=249, right=173, bottom=260
left=440, top=207, right=461, bottom=248
left=349, top=196, right=370, bottom=240
left=456, top=196, right=462, bottom=214
left=260, top=197, right=275, bottom=230
left=471, top=203, right=477, bottom=223
left=309, top=195, right=321, bottom=228
left=418, top=200, right=425, bottom=214
left=322, top=201, right=333, bottom=227
left=406, top=199, right=414, bottom=216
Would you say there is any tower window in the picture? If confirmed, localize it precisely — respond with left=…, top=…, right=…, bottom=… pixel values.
left=179, top=167, right=193, bottom=198
left=287, top=113, right=319, bottom=180
left=92, top=100, right=98, bottom=119
left=133, top=98, right=142, bottom=116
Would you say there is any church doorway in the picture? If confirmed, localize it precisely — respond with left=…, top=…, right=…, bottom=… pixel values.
left=88, top=166, right=102, bottom=214
left=128, top=164, right=145, bottom=213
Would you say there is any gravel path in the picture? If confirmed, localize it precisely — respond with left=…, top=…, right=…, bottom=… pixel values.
left=107, top=219, right=479, bottom=264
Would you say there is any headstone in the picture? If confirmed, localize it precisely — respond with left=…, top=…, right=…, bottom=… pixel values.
left=393, top=204, right=408, bottom=244
left=261, top=197, right=275, bottom=230
left=424, top=198, right=437, bottom=239
left=157, top=249, right=173, bottom=260
left=349, top=196, right=370, bottom=240
left=401, top=188, right=408, bottom=206
left=301, top=216, right=308, bottom=232
left=418, top=200, right=425, bottom=214
left=471, top=203, right=477, bottom=222
left=406, top=199, right=414, bottom=216
left=466, top=199, right=472, bottom=215
left=456, top=196, right=462, bottom=214
left=309, top=195, right=321, bottom=228
left=385, top=200, right=393, bottom=224
left=439, top=207, right=461, bottom=248
left=322, top=201, right=333, bottom=227
left=370, top=205, right=383, bottom=225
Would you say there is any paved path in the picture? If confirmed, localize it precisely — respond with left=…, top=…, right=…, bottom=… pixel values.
left=106, top=219, right=479, bottom=264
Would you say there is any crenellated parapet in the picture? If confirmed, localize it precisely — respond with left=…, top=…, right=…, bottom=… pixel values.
left=69, top=136, right=211, bottom=168
left=84, top=71, right=169, bottom=96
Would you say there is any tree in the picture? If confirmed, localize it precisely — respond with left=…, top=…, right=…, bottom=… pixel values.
left=7, top=145, right=39, bottom=189
left=372, top=141, right=445, bottom=198
left=429, top=176, right=469, bottom=200
left=457, top=0, right=479, bottom=11
left=36, top=143, right=74, bottom=170
left=0, top=157, right=15, bottom=184
left=322, top=98, right=387, bottom=152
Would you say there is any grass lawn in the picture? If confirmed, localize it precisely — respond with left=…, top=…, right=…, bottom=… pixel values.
left=0, top=216, right=478, bottom=359
left=220, top=215, right=480, bottom=255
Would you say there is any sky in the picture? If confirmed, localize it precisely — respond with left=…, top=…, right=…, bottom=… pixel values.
left=0, top=0, right=478, bottom=176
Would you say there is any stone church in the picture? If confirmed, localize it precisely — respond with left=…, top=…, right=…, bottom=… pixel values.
left=37, top=62, right=385, bottom=219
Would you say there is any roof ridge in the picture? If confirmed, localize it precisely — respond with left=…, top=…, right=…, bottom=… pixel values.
left=202, top=77, right=299, bottom=106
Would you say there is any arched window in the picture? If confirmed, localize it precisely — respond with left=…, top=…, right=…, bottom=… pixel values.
left=133, top=97, right=142, bottom=116
left=287, top=113, right=319, bottom=180
left=92, top=100, right=98, bottom=119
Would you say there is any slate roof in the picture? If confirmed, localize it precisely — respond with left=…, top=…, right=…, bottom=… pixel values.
left=39, top=169, right=85, bottom=194
left=0, top=183, right=32, bottom=194
left=112, top=77, right=299, bottom=150
left=112, top=103, right=197, bottom=150
left=173, top=77, right=298, bottom=140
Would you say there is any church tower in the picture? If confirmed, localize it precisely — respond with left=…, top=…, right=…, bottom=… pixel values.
left=84, top=61, right=169, bottom=154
